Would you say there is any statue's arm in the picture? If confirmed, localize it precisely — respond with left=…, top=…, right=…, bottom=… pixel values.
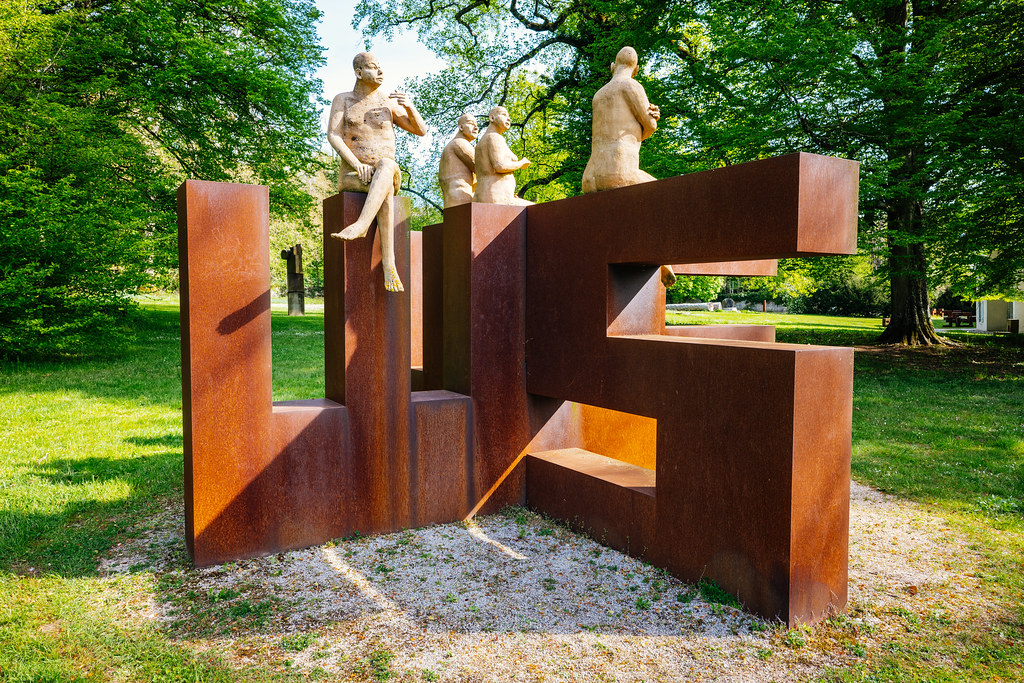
left=389, top=93, right=428, bottom=137
left=454, top=139, right=475, bottom=172
left=326, top=95, right=365, bottom=171
left=488, top=137, right=529, bottom=174
left=625, top=81, right=658, bottom=141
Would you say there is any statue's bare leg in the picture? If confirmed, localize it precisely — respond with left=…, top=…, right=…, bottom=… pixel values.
left=332, top=159, right=396, bottom=241
left=377, top=193, right=403, bottom=292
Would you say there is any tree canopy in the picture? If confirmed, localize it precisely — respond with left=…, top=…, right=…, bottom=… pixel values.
left=0, top=0, right=325, bottom=357
left=357, top=0, right=1024, bottom=345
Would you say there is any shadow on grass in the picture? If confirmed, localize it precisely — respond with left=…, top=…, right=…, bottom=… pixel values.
left=0, top=448, right=182, bottom=578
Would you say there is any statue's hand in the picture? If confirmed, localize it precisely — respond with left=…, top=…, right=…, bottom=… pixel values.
left=390, top=91, right=412, bottom=108
left=355, top=162, right=375, bottom=185
left=649, top=104, right=661, bottom=120
left=519, top=158, right=531, bottom=169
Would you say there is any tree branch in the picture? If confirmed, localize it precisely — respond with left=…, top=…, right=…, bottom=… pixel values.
left=400, top=183, right=443, bottom=212
left=509, top=0, right=576, bottom=32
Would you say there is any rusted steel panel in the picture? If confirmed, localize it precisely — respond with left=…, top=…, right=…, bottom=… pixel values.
left=420, top=223, right=444, bottom=390
left=789, top=349, right=853, bottom=625
left=178, top=180, right=272, bottom=566
left=323, top=192, right=413, bottom=534
left=575, top=404, right=657, bottom=471
left=671, top=260, right=778, bottom=276
left=607, top=264, right=665, bottom=337
left=411, top=390, right=474, bottom=524
left=263, top=400, right=351, bottom=551
left=442, top=203, right=536, bottom=512
left=522, top=154, right=859, bottom=625
left=528, top=153, right=858, bottom=265
left=664, top=324, right=776, bottom=343
left=526, top=449, right=656, bottom=556
left=410, top=230, right=424, bottom=372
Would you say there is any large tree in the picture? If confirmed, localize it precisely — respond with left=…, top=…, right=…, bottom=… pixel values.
left=0, top=0, right=324, bottom=357
left=356, top=0, right=1023, bottom=345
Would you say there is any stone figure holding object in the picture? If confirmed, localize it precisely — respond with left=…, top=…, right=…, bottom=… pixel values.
left=473, top=107, right=534, bottom=206
left=326, top=52, right=427, bottom=292
left=582, top=46, right=660, bottom=193
left=439, top=113, right=479, bottom=208
left=583, top=46, right=674, bottom=287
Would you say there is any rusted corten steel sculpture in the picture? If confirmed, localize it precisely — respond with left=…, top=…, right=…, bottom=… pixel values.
left=178, top=151, right=858, bottom=626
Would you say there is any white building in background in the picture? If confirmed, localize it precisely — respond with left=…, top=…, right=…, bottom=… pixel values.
left=976, top=298, right=1023, bottom=333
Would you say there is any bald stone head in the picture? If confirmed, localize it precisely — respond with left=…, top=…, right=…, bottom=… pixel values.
left=353, top=51, right=376, bottom=70
left=488, top=106, right=511, bottom=133
left=611, top=46, right=639, bottom=77
left=457, top=113, right=479, bottom=140
left=352, top=52, right=384, bottom=87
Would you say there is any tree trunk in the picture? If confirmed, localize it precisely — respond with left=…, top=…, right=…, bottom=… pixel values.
left=877, top=198, right=946, bottom=345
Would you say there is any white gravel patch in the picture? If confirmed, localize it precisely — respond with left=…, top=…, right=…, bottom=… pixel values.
left=101, top=484, right=986, bottom=681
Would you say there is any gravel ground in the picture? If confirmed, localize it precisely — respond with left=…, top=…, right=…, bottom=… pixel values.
left=100, top=481, right=987, bottom=682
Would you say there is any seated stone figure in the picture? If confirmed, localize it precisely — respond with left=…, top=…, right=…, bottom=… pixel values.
left=439, top=113, right=479, bottom=208
left=582, top=46, right=660, bottom=193
left=473, top=106, right=533, bottom=206
left=326, top=52, right=427, bottom=292
left=583, top=46, right=674, bottom=287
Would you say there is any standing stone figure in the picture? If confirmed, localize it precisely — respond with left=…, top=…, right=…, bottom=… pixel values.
left=582, top=46, right=660, bottom=193
left=473, top=106, right=533, bottom=206
left=439, top=113, right=479, bottom=208
left=327, top=52, right=427, bottom=292
left=582, top=46, right=675, bottom=287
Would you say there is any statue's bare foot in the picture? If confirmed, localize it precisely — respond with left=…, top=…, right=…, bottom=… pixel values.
left=330, top=222, right=369, bottom=241
left=383, top=264, right=404, bottom=292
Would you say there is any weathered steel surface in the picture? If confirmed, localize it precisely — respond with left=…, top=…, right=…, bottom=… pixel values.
left=574, top=404, right=657, bottom=471
left=420, top=223, right=445, bottom=391
left=324, top=192, right=413, bottom=534
left=526, top=448, right=656, bottom=555
left=180, top=183, right=353, bottom=566
left=180, top=152, right=858, bottom=627
left=664, top=324, right=776, bottom=342
left=441, top=203, right=536, bottom=511
left=411, top=390, right=475, bottom=523
left=524, top=153, right=859, bottom=625
left=410, top=231, right=424, bottom=390
left=671, top=260, right=778, bottom=276
left=264, top=400, right=351, bottom=549
left=178, top=180, right=272, bottom=566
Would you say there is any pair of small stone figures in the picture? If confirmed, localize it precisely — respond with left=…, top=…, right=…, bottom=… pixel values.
left=327, top=47, right=660, bottom=293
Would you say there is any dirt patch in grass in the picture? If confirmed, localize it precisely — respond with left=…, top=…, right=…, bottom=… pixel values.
left=94, top=480, right=1014, bottom=682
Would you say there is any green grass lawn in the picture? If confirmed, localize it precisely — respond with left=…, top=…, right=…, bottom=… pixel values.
left=1, top=305, right=1022, bottom=681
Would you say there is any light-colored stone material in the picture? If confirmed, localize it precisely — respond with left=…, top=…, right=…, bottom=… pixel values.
left=582, top=46, right=660, bottom=194
left=583, top=47, right=674, bottom=287
left=326, top=52, right=427, bottom=292
left=439, top=114, right=479, bottom=208
left=473, top=107, right=533, bottom=206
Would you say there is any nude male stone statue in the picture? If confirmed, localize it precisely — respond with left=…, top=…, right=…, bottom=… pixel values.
left=582, top=46, right=660, bottom=194
left=473, top=106, right=533, bottom=206
left=438, top=113, right=479, bottom=208
left=326, top=52, right=427, bottom=292
left=583, top=46, right=675, bottom=287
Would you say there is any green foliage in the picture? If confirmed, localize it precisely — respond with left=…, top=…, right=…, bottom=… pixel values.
left=2, top=304, right=1024, bottom=679
left=789, top=277, right=889, bottom=317
left=355, top=0, right=1024, bottom=344
left=666, top=276, right=724, bottom=303
left=697, top=578, right=740, bottom=608
left=1, top=0, right=325, bottom=358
